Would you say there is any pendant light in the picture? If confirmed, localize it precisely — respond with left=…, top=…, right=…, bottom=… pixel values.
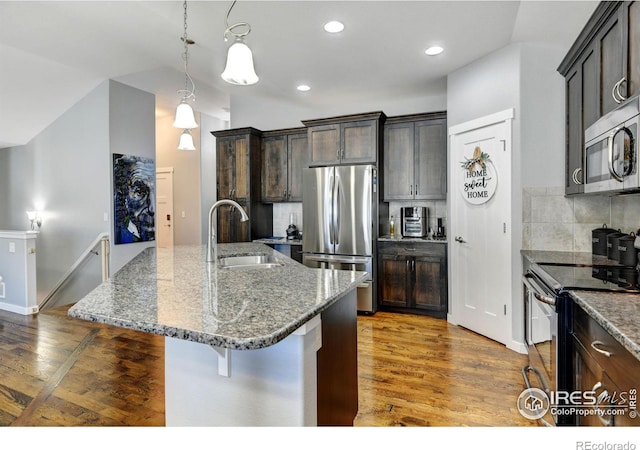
left=178, top=129, right=196, bottom=151
left=221, top=0, right=259, bottom=85
left=173, top=0, right=198, bottom=129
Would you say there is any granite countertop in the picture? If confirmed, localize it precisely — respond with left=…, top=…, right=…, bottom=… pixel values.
left=253, top=237, right=302, bottom=245
left=378, top=235, right=447, bottom=243
left=569, top=290, right=640, bottom=361
left=68, top=243, right=367, bottom=350
left=521, top=250, right=640, bottom=361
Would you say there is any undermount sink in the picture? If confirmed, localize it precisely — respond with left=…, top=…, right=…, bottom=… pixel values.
left=218, top=254, right=284, bottom=270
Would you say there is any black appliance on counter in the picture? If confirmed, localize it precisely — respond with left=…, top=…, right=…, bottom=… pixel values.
left=522, top=254, right=640, bottom=427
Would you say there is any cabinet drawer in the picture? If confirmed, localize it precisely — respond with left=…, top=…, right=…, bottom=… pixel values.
left=378, top=241, right=445, bottom=258
left=573, top=305, right=640, bottom=393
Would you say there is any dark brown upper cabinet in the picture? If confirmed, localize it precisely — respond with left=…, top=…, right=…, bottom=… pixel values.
left=261, top=128, right=309, bottom=203
left=558, top=1, right=640, bottom=195
left=212, top=127, right=272, bottom=242
left=383, top=112, right=447, bottom=201
left=302, top=112, right=386, bottom=167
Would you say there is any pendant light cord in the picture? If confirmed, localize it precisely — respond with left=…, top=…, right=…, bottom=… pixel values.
left=178, top=0, right=195, bottom=100
left=224, top=0, right=251, bottom=40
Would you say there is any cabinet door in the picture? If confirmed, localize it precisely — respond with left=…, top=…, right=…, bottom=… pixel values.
left=624, top=0, right=640, bottom=99
left=217, top=203, right=250, bottom=243
left=341, top=120, right=377, bottom=164
left=217, top=139, right=234, bottom=200
left=378, top=254, right=410, bottom=308
left=383, top=122, right=414, bottom=200
left=262, top=135, right=287, bottom=202
left=412, top=255, right=445, bottom=312
left=232, top=137, right=250, bottom=202
left=599, top=10, right=625, bottom=116
left=414, top=119, right=447, bottom=200
left=309, top=124, right=340, bottom=166
left=287, top=133, right=309, bottom=201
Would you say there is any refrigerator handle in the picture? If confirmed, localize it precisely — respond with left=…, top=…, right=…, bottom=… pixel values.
left=334, top=175, right=340, bottom=246
left=329, top=172, right=335, bottom=245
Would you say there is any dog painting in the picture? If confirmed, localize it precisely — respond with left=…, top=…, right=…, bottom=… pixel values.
left=113, top=153, right=155, bottom=245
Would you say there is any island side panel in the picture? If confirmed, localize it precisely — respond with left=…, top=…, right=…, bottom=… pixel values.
left=164, top=320, right=321, bottom=426
left=317, top=289, right=358, bottom=425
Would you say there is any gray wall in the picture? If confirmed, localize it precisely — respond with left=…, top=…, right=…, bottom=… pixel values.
left=447, top=42, right=570, bottom=350
left=0, top=80, right=155, bottom=307
left=108, top=80, right=156, bottom=274
left=156, top=112, right=203, bottom=245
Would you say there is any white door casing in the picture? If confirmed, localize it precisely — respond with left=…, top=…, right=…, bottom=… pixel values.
left=156, top=167, right=174, bottom=248
left=448, top=109, right=513, bottom=347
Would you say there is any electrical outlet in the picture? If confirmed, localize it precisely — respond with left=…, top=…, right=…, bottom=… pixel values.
left=181, top=211, right=186, bottom=218
left=9, top=242, right=15, bottom=253
left=0, top=282, right=5, bottom=298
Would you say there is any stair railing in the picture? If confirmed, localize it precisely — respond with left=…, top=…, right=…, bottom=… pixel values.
left=38, top=232, right=110, bottom=311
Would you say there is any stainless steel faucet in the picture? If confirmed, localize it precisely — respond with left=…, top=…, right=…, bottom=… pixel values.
left=207, top=199, right=249, bottom=262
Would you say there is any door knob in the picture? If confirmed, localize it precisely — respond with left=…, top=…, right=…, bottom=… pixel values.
left=455, top=236, right=466, bottom=243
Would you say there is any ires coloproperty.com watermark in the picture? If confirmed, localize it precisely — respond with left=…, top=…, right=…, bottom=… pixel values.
left=517, top=387, right=638, bottom=421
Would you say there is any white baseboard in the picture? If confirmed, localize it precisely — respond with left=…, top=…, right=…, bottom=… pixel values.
left=0, top=301, right=39, bottom=315
left=508, top=339, right=528, bottom=354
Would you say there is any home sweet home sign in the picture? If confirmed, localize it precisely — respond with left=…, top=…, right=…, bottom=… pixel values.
left=460, top=146, right=497, bottom=205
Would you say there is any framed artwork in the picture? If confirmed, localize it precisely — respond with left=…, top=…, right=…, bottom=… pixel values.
left=113, top=153, right=156, bottom=245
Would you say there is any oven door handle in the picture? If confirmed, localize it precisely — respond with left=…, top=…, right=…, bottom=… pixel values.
left=607, top=126, right=634, bottom=182
left=524, top=272, right=556, bottom=306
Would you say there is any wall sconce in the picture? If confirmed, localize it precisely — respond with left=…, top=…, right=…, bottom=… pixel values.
left=27, top=211, right=42, bottom=230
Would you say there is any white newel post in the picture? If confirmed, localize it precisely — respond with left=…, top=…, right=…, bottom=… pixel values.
left=0, top=230, right=39, bottom=315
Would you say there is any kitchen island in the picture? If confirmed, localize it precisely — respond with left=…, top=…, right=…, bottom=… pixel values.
left=68, top=243, right=367, bottom=426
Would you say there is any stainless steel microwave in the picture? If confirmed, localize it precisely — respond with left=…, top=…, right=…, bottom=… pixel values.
left=584, top=96, right=639, bottom=194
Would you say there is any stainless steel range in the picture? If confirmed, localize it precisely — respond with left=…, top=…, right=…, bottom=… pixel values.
left=521, top=253, right=640, bottom=426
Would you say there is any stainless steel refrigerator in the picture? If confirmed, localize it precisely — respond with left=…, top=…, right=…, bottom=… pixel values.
left=302, top=164, right=378, bottom=313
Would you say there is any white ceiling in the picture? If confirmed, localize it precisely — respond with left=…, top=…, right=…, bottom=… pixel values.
left=0, top=0, right=599, bottom=148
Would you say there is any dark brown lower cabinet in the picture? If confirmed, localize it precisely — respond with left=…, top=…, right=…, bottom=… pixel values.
left=571, top=303, right=640, bottom=426
left=377, top=241, right=447, bottom=318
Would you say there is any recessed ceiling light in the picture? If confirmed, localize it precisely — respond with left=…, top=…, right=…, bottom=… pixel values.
left=425, top=46, right=444, bottom=56
left=324, top=21, right=344, bottom=33
left=297, top=84, right=311, bottom=92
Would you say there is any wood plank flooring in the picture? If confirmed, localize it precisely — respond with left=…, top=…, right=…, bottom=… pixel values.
left=0, top=306, right=534, bottom=426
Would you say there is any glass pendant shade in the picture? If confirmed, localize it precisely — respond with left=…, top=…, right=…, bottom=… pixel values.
left=178, top=129, right=196, bottom=151
left=221, top=38, right=259, bottom=85
left=173, top=100, right=198, bottom=129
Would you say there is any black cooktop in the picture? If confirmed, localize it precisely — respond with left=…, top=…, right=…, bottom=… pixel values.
left=535, top=262, right=640, bottom=293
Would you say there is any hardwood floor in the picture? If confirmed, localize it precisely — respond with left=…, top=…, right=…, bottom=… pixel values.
left=0, top=306, right=534, bottom=426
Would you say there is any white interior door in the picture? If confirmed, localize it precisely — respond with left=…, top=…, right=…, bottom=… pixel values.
left=156, top=168, right=174, bottom=248
left=449, top=111, right=513, bottom=346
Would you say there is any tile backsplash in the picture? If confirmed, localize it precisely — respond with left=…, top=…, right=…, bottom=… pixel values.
left=522, top=187, right=640, bottom=252
left=272, top=203, right=303, bottom=238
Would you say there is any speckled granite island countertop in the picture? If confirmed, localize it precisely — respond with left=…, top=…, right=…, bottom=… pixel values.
left=68, top=243, right=367, bottom=350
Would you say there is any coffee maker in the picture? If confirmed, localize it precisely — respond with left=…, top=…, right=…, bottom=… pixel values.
left=401, top=207, right=427, bottom=238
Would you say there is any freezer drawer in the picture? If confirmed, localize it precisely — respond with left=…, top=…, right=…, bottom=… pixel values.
left=303, top=253, right=374, bottom=313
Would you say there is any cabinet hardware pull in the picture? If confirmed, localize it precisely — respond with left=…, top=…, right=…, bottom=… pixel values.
left=612, top=79, right=623, bottom=104
left=571, top=167, right=583, bottom=185
left=590, top=340, right=611, bottom=357
left=416, top=184, right=418, bottom=195
left=410, top=185, right=413, bottom=195
left=411, top=259, right=415, bottom=271
left=615, top=77, right=627, bottom=103
left=337, top=148, right=340, bottom=161
left=283, top=189, right=287, bottom=197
